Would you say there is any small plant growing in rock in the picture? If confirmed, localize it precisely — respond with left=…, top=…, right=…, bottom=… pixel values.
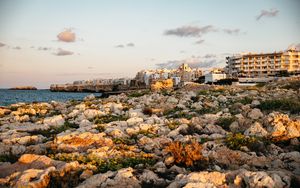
left=216, top=117, right=236, bottom=131
left=224, top=133, right=268, bottom=152
left=196, top=107, right=219, bottom=115
left=197, top=90, right=209, bottom=96
left=112, top=137, right=136, bottom=145
left=94, top=115, right=128, bottom=124
left=166, top=121, right=180, bottom=130
left=259, top=98, right=300, bottom=114
left=127, top=90, right=150, bottom=98
left=237, top=97, right=253, bottom=105
left=165, top=141, right=204, bottom=167
left=95, top=125, right=106, bottom=132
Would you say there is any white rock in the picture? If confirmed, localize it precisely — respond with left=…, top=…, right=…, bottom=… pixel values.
left=217, top=95, right=227, bottom=103
left=84, top=94, right=96, bottom=101
left=244, top=122, right=268, bottom=137
left=84, top=109, right=104, bottom=120
left=79, top=119, right=92, bottom=127
left=247, top=108, right=263, bottom=120
left=251, top=100, right=261, bottom=106
left=11, top=145, right=26, bottom=155
left=43, top=115, right=65, bottom=127
left=127, top=117, right=143, bottom=126
left=167, top=97, right=179, bottom=104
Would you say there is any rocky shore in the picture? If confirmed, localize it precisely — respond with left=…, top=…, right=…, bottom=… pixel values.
left=9, top=86, right=37, bottom=90
left=0, top=80, right=299, bottom=187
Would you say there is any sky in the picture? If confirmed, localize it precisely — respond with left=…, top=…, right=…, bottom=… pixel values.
left=0, top=0, right=299, bottom=88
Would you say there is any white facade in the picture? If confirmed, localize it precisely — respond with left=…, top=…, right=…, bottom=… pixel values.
left=172, top=77, right=181, bottom=86
left=135, top=63, right=203, bottom=86
left=205, top=73, right=226, bottom=83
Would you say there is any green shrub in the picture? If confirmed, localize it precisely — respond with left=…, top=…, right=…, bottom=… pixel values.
left=164, top=107, right=182, bottom=116
left=50, top=153, right=156, bottom=173
left=237, top=97, right=252, bottom=105
left=95, top=125, right=106, bottom=132
left=196, top=107, right=219, bottom=115
left=216, top=117, right=236, bottom=131
left=127, top=90, right=150, bottom=98
left=0, top=153, right=19, bottom=163
left=112, top=137, right=136, bottom=145
left=256, top=82, right=266, bottom=87
left=259, top=98, right=300, bottom=114
left=164, top=107, right=194, bottom=119
left=225, top=133, right=269, bottom=152
left=166, top=121, right=180, bottom=130
left=29, top=121, right=78, bottom=138
left=197, top=90, right=209, bottom=96
left=282, top=80, right=300, bottom=90
left=94, top=115, right=128, bottom=124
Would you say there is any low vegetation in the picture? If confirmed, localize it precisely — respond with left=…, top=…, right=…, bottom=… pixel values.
left=216, top=117, right=236, bottom=131
left=165, top=141, right=205, bottom=167
left=94, top=114, right=128, bottom=124
left=50, top=153, right=156, bottom=173
left=127, top=90, right=150, bottom=98
left=259, top=98, right=300, bottom=114
left=225, top=133, right=270, bottom=152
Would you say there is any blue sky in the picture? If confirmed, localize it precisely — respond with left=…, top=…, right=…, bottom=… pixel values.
left=0, top=0, right=299, bottom=88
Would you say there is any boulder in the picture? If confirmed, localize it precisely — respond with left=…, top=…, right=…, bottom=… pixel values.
left=127, top=117, right=143, bottom=126
left=244, top=122, right=268, bottom=137
left=84, top=109, right=104, bottom=120
left=248, top=108, right=263, bottom=120
left=43, top=115, right=65, bottom=127
left=266, top=113, right=300, bottom=140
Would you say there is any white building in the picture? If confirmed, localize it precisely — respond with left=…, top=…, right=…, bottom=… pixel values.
left=134, top=63, right=203, bottom=86
left=205, top=68, right=226, bottom=83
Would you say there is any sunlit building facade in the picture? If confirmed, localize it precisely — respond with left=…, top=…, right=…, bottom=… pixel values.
left=226, top=48, right=300, bottom=78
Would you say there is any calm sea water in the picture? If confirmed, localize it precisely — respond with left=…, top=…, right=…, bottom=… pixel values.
left=0, top=89, right=102, bottom=106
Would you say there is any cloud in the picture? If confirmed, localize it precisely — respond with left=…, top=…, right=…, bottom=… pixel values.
left=203, top=54, right=217, bottom=58
left=13, top=46, right=21, bottom=50
left=127, top=43, right=135, bottom=47
left=256, top=8, right=279, bottom=21
left=195, top=39, right=205, bottom=45
left=57, top=29, right=76, bottom=42
left=223, top=28, right=241, bottom=35
left=156, top=54, right=226, bottom=70
left=0, top=42, right=5, bottom=47
left=88, top=66, right=94, bottom=69
left=38, top=47, right=51, bottom=51
left=287, top=43, right=300, bottom=51
left=115, top=44, right=125, bottom=48
left=164, top=25, right=216, bottom=38
left=115, top=43, right=135, bottom=48
left=54, top=48, right=74, bottom=56
left=56, top=72, right=116, bottom=76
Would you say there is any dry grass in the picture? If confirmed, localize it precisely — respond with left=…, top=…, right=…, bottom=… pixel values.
left=165, top=141, right=204, bottom=166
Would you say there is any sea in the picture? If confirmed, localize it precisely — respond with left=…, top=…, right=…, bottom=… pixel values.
left=0, top=89, right=102, bottom=106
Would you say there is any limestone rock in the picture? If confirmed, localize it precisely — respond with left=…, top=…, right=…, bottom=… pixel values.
left=127, top=117, right=143, bottom=126
left=248, top=108, right=263, bottom=120
left=43, top=115, right=65, bottom=127
left=244, top=122, right=268, bottom=137
left=266, top=113, right=300, bottom=140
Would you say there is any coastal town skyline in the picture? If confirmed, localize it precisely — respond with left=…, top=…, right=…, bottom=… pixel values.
left=0, top=0, right=300, bottom=88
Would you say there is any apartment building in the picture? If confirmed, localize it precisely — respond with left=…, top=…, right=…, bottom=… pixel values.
left=226, top=48, right=300, bottom=78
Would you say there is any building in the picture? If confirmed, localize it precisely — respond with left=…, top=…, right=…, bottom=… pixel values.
left=134, top=63, right=203, bottom=87
left=226, top=48, right=300, bottom=78
left=205, top=68, right=226, bottom=83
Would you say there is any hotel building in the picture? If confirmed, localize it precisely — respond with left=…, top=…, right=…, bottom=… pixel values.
left=226, top=48, right=300, bottom=78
